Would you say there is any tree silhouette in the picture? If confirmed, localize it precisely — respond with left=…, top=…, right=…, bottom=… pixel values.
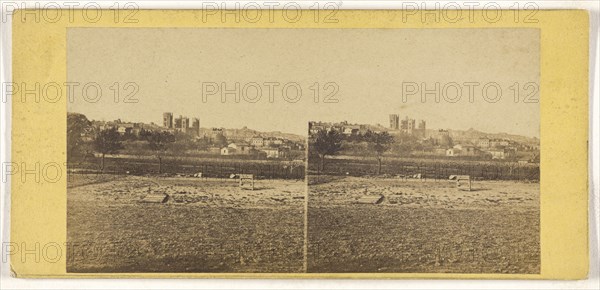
left=67, top=113, right=91, bottom=161
left=141, top=130, right=175, bottom=174
left=368, top=131, right=395, bottom=175
left=93, top=127, right=123, bottom=171
left=213, top=133, right=227, bottom=147
left=311, top=129, right=343, bottom=171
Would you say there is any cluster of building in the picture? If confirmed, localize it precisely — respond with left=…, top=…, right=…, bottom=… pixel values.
left=85, top=112, right=202, bottom=139
left=219, top=135, right=295, bottom=159
left=388, top=115, right=538, bottom=161
left=309, top=116, right=539, bottom=162
left=88, top=119, right=156, bottom=140
left=86, top=112, right=202, bottom=139
left=163, top=112, right=201, bottom=136
left=441, top=141, right=515, bottom=160
left=167, top=114, right=304, bottom=159
left=82, top=112, right=304, bottom=159
left=389, top=114, right=427, bottom=138
left=309, top=121, right=376, bottom=136
left=427, top=132, right=538, bottom=161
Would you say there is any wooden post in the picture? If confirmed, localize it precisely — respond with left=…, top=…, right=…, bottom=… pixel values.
left=452, top=175, right=472, bottom=191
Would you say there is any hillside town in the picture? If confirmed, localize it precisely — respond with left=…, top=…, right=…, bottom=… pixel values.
left=309, top=115, right=540, bottom=163
left=74, top=112, right=305, bottom=161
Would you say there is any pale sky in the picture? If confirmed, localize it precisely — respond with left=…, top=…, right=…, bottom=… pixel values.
left=68, top=28, right=539, bottom=137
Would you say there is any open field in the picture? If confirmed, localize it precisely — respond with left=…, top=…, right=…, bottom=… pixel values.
left=67, top=174, right=305, bottom=273
left=307, top=176, right=540, bottom=273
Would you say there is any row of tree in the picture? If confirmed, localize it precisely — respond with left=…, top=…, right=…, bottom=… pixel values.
left=310, top=129, right=394, bottom=175
left=92, top=128, right=177, bottom=173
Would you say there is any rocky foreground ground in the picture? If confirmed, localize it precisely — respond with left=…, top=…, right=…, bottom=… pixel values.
left=67, top=175, right=305, bottom=273
left=307, top=176, right=540, bottom=274
left=67, top=174, right=540, bottom=274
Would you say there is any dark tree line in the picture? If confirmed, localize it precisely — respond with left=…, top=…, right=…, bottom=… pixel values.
left=91, top=128, right=177, bottom=173
left=67, top=113, right=91, bottom=161
left=310, top=129, right=395, bottom=175
left=139, top=130, right=176, bottom=174
left=93, top=127, right=123, bottom=171
left=311, top=129, right=344, bottom=172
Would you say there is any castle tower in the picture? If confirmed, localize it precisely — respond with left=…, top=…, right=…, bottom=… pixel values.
left=389, top=114, right=399, bottom=130
left=163, top=112, right=173, bottom=128
left=192, top=118, right=200, bottom=136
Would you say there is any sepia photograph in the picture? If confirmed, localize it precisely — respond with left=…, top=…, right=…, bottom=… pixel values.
left=67, top=111, right=306, bottom=272
left=304, top=29, right=541, bottom=273
left=65, top=27, right=540, bottom=274
left=65, top=28, right=308, bottom=273
left=307, top=117, right=540, bottom=273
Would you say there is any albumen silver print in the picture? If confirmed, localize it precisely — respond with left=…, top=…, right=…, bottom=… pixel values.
left=66, top=27, right=540, bottom=273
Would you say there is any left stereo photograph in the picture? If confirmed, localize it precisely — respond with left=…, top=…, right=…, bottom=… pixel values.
left=66, top=28, right=308, bottom=273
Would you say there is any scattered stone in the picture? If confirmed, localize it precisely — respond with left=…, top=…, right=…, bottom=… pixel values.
left=357, top=195, right=384, bottom=204
left=485, top=197, right=501, bottom=203
left=140, top=193, right=170, bottom=203
left=271, top=197, right=286, bottom=202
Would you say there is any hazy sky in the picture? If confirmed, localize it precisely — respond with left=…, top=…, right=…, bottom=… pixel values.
left=68, top=28, right=539, bottom=137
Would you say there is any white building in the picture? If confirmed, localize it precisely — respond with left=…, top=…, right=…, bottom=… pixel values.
left=262, top=148, right=288, bottom=159
left=228, top=142, right=251, bottom=155
left=477, top=138, right=490, bottom=148
left=250, top=136, right=264, bottom=147
left=446, top=148, right=459, bottom=157
left=489, top=149, right=507, bottom=159
left=221, top=147, right=236, bottom=155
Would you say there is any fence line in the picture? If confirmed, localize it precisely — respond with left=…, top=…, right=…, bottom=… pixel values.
left=308, top=157, right=539, bottom=181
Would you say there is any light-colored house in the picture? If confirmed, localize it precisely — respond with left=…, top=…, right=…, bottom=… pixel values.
left=309, top=125, right=325, bottom=135
left=446, top=148, right=460, bottom=157
left=250, top=136, right=264, bottom=147
left=489, top=149, right=507, bottom=159
left=221, top=147, right=236, bottom=155
left=262, top=148, right=289, bottom=159
left=342, top=125, right=361, bottom=136
left=262, top=138, right=285, bottom=147
left=490, top=139, right=510, bottom=148
left=227, top=142, right=251, bottom=155
left=117, top=126, right=132, bottom=135
left=262, top=149, right=279, bottom=158
left=461, top=146, right=481, bottom=156
left=477, top=138, right=490, bottom=148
